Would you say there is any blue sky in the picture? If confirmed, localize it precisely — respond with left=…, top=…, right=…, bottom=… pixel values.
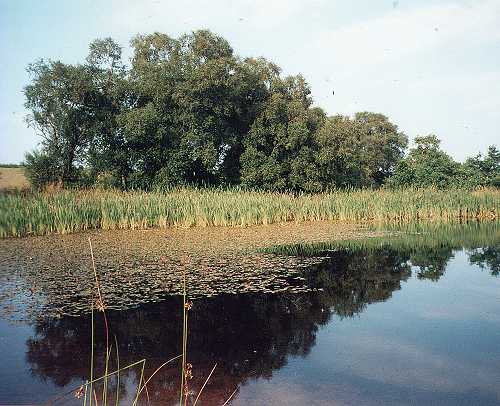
left=1, top=0, right=499, bottom=163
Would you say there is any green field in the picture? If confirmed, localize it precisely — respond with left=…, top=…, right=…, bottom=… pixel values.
left=0, top=187, right=498, bottom=238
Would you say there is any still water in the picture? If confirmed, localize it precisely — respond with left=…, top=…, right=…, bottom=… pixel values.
left=0, top=222, right=499, bottom=405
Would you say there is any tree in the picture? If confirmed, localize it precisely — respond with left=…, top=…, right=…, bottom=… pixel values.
left=23, top=149, right=61, bottom=190
left=316, top=113, right=407, bottom=188
left=316, top=115, right=367, bottom=188
left=84, top=38, right=130, bottom=189
left=240, top=75, right=325, bottom=192
left=461, top=145, right=500, bottom=188
left=353, top=112, right=408, bottom=186
left=387, top=135, right=459, bottom=188
left=33, top=30, right=500, bottom=193
left=121, top=30, right=272, bottom=189
left=24, top=60, right=95, bottom=186
left=24, top=38, right=128, bottom=189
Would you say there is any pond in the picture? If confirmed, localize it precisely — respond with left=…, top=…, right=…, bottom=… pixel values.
left=0, top=221, right=499, bottom=405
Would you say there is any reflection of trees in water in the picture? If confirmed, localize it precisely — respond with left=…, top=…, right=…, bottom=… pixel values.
left=468, top=246, right=500, bottom=276
left=305, top=247, right=411, bottom=317
left=27, top=295, right=324, bottom=404
left=409, top=245, right=500, bottom=280
left=411, top=246, right=454, bottom=281
left=26, top=248, right=413, bottom=404
left=24, top=244, right=499, bottom=403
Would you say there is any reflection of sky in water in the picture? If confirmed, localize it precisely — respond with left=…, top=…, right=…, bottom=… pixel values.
left=1, top=237, right=499, bottom=405
left=236, top=251, right=500, bottom=405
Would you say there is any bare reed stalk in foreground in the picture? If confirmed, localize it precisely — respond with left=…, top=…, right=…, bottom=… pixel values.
left=179, top=255, right=193, bottom=406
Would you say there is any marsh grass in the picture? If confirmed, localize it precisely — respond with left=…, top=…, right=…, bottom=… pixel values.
left=1, top=187, right=499, bottom=237
left=261, top=221, right=500, bottom=257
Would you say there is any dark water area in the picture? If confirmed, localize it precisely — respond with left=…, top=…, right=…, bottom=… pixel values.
left=0, top=222, right=499, bottom=405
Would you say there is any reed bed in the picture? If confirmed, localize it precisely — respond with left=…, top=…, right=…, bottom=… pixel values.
left=0, top=187, right=498, bottom=237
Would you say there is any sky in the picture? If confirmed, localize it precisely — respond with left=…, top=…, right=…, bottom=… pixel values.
left=1, top=0, right=499, bottom=164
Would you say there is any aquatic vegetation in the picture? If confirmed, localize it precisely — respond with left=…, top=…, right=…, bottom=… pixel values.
left=3, top=224, right=500, bottom=404
left=0, top=187, right=498, bottom=237
left=262, top=222, right=500, bottom=282
left=45, top=240, right=225, bottom=406
left=262, top=221, right=500, bottom=257
left=1, top=222, right=348, bottom=321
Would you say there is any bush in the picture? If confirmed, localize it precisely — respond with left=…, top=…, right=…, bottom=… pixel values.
left=23, top=150, right=61, bottom=190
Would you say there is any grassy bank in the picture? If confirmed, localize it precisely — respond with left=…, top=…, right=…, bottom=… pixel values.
left=0, top=187, right=498, bottom=237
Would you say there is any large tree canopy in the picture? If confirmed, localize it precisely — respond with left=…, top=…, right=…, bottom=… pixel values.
left=23, top=30, right=497, bottom=191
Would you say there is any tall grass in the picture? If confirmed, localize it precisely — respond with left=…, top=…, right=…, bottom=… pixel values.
left=0, top=187, right=498, bottom=237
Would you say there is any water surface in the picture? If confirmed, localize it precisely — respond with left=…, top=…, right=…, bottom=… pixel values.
left=0, top=222, right=499, bottom=405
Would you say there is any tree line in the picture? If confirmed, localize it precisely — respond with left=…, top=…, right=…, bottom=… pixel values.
left=23, top=30, right=499, bottom=191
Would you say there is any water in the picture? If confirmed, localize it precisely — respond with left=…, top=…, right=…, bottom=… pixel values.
left=0, top=222, right=499, bottom=405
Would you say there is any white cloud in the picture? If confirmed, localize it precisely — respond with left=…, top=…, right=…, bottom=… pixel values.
left=302, top=1, right=500, bottom=160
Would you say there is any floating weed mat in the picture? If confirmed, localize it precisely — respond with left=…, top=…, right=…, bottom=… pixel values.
left=0, top=222, right=377, bottom=321
left=0, top=250, right=324, bottom=321
left=0, top=187, right=499, bottom=237
left=42, top=239, right=226, bottom=406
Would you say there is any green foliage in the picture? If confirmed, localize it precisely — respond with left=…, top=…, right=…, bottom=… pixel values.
left=240, top=76, right=324, bottom=192
left=22, top=30, right=498, bottom=192
left=84, top=38, right=130, bottom=189
left=24, top=60, right=92, bottom=185
left=122, top=30, right=266, bottom=188
left=23, top=150, right=61, bottom=189
left=24, top=38, right=129, bottom=189
left=388, top=136, right=499, bottom=189
left=460, top=146, right=500, bottom=188
left=388, top=135, right=460, bottom=188
left=316, top=113, right=407, bottom=188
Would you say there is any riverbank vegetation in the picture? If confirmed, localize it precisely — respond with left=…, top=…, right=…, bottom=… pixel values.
left=262, top=221, right=499, bottom=257
left=262, top=221, right=500, bottom=282
left=0, top=187, right=498, bottom=237
left=8, top=29, right=499, bottom=239
left=22, top=30, right=499, bottom=192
